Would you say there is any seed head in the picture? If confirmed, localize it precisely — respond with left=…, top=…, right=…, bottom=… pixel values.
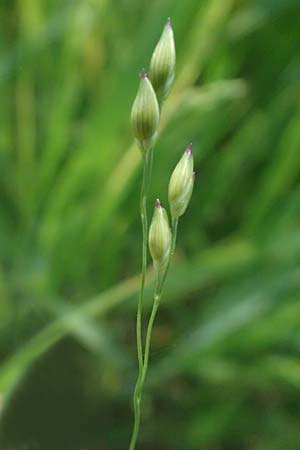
left=149, top=199, right=172, bottom=273
left=131, top=69, right=160, bottom=152
left=149, top=17, right=176, bottom=101
left=168, top=143, right=194, bottom=219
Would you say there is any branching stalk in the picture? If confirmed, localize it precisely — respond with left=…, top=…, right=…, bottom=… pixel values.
left=130, top=147, right=153, bottom=450
left=129, top=218, right=178, bottom=450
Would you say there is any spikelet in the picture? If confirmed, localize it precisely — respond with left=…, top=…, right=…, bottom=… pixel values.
left=149, top=199, right=172, bottom=273
left=168, top=143, right=194, bottom=219
left=131, top=69, right=160, bottom=153
left=149, top=18, right=176, bottom=101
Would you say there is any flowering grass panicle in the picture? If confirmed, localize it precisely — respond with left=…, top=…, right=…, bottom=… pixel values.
left=129, top=18, right=194, bottom=450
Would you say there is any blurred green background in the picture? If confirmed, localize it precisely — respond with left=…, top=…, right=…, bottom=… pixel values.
left=1, top=0, right=300, bottom=449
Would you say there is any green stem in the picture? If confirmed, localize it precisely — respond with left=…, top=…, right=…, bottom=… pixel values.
left=129, top=217, right=179, bottom=450
left=129, top=279, right=160, bottom=450
left=138, top=280, right=161, bottom=393
left=136, top=155, right=147, bottom=370
left=136, top=146, right=154, bottom=370
left=129, top=147, right=153, bottom=450
left=171, top=217, right=178, bottom=256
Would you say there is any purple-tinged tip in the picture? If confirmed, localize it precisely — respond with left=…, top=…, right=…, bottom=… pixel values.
left=139, top=68, right=148, bottom=79
left=186, top=142, right=193, bottom=156
left=155, top=198, right=162, bottom=208
left=166, top=17, right=172, bottom=28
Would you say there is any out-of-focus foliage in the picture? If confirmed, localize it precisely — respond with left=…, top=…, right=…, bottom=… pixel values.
left=0, top=0, right=300, bottom=449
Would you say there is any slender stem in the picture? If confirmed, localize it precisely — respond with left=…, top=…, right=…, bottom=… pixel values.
left=136, top=154, right=148, bottom=370
left=136, top=146, right=154, bottom=369
left=129, top=383, right=142, bottom=450
left=129, top=147, right=154, bottom=450
left=129, top=217, right=179, bottom=450
left=171, top=217, right=178, bottom=256
left=138, top=282, right=161, bottom=392
left=129, top=279, right=160, bottom=450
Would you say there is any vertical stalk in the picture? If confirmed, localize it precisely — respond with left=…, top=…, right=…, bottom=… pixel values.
left=137, top=280, right=161, bottom=397
left=129, top=147, right=153, bottom=450
left=129, top=217, right=179, bottom=450
left=136, top=146, right=154, bottom=368
left=136, top=153, right=148, bottom=370
left=171, top=217, right=178, bottom=256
